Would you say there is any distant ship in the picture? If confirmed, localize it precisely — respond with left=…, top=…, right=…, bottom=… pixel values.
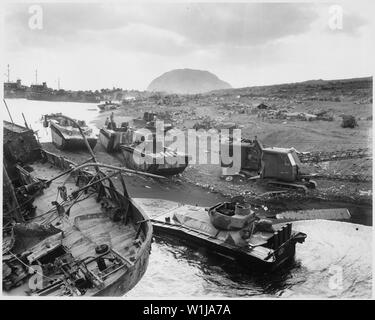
left=4, top=79, right=27, bottom=99
left=26, top=82, right=99, bottom=103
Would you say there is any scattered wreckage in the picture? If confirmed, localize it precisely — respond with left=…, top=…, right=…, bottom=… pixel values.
left=3, top=118, right=153, bottom=296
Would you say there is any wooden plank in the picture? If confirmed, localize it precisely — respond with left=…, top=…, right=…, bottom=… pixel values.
left=276, top=208, right=351, bottom=221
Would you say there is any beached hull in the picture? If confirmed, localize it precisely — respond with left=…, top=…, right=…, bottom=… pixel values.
left=99, top=128, right=125, bottom=153
left=92, top=245, right=150, bottom=296
left=43, top=151, right=153, bottom=297
left=3, top=147, right=153, bottom=297
left=50, top=122, right=97, bottom=150
left=120, top=146, right=189, bottom=176
left=34, top=226, right=151, bottom=297
left=97, top=104, right=119, bottom=111
left=99, top=128, right=116, bottom=152
left=152, top=220, right=298, bottom=271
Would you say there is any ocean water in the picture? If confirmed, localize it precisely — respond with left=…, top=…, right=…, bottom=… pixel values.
left=2, top=99, right=100, bottom=142
left=3, top=99, right=373, bottom=298
left=128, top=220, right=372, bottom=299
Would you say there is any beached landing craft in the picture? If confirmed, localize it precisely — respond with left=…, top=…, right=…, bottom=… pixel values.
left=121, top=144, right=190, bottom=176
left=43, top=114, right=98, bottom=150
left=97, top=101, right=120, bottom=111
left=151, top=197, right=307, bottom=270
left=99, top=120, right=131, bottom=153
left=133, top=112, right=173, bottom=131
left=120, top=128, right=190, bottom=176
left=98, top=113, right=189, bottom=175
left=99, top=112, right=172, bottom=154
left=3, top=119, right=154, bottom=296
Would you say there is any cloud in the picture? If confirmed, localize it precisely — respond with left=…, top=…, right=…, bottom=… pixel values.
left=336, top=11, right=367, bottom=35
left=3, top=2, right=372, bottom=90
left=5, top=3, right=319, bottom=53
left=146, top=3, right=318, bottom=46
left=83, top=23, right=193, bottom=56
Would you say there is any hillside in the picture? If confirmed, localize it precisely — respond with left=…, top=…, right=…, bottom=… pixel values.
left=208, top=76, right=372, bottom=104
left=147, top=68, right=232, bottom=94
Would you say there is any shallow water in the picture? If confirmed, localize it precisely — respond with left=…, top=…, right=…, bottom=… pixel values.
left=3, top=99, right=101, bottom=142
left=4, top=99, right=373, bottom=298
left=128, top=220, right=372, bottom=299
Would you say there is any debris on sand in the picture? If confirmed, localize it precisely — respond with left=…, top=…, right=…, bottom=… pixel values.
left=341, top=115, right=358, bottom=128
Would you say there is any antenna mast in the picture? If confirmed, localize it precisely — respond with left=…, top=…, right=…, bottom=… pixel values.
left=7, top=64, right=10, bottom=82
left=35, top=69, right=38, bottom=84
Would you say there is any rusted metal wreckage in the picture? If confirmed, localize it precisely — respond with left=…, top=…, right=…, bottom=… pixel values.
left=151, top=196, right=307, bottom=271
left=98, top=112, right=189, bottom=176
left=222, top=138, right=317, bottom=192
left=42, top=114, right=98, bottom=150
left=3, top=117, right=154, bottom=296
left=222, top=135, right=371, bottom=191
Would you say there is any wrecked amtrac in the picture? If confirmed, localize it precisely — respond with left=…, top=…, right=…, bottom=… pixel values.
left=151, top=196, right=307, bottom=271
left=3, top=119, right=153, bottom=296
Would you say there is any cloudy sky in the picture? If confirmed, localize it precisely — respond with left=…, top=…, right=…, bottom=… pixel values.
left=3, top=1, right=374, bottom=90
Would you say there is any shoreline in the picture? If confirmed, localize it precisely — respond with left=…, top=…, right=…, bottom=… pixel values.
left=41, top=139, right=372, bottom=226
left=92, top=106, right=373, bottom=205
left=37, top=95, right=373, bottom=226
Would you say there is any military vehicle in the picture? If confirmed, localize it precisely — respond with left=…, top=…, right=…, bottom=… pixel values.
left=151, top=197, right=307, bottom=271
left=43, top=114, right=98, bottom=150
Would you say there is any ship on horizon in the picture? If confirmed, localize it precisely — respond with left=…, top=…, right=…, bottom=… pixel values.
left=26, top=81, right=100, bottom=103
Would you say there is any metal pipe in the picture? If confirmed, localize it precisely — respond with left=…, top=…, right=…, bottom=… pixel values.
left=3, top=99, right=14, bottom=124
left=286, top=223, right=292, bottom=239
left=70, top=170, right=120, bottom=195
left=61, top=162, right=165, bottom=187
left=44, top=157, right=93, bottom=187
left=273, top=232, right=279, bottom=249
left=3, top=166, right=24, bottom=222
left=75, top=162, right=165, bottom=179
left=22, top=113, right=29, bottom=129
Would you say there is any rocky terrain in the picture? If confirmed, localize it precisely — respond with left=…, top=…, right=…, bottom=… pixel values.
left=90, top=76, right=372, bottom=220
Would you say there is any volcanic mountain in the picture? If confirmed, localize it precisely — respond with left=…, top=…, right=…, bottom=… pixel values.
left=147, top=68, right=232, bottom=94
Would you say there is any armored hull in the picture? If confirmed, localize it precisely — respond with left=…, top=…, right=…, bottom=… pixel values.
left=97, top=102, right=120, bottom=111
left=120, top=145, right=189, bottom=176
left=151, top=202, right=306, bottom=271
left=99, top=127, right=129, bottom=153
left=50, top=121, right=97, bottom=150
